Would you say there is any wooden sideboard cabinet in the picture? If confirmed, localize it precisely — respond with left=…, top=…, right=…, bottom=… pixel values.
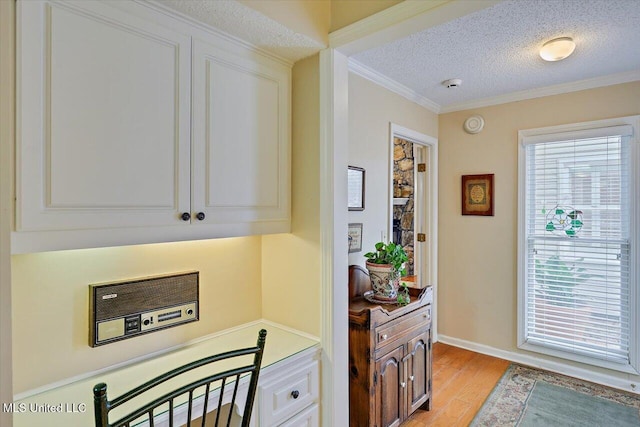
left=349, top=266, right=433, bottom=427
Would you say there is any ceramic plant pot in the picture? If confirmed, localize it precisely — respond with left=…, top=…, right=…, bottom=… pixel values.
left=365, top=261, right=400, bottom=301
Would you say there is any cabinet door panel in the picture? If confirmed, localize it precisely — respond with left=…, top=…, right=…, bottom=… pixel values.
left=407, top=330, right=431, bottom=413
left=18, top=0, right=191, bottom=230
left=375, top=346, right=403, bottom=427
left=192, top=38, right=290, bottom=224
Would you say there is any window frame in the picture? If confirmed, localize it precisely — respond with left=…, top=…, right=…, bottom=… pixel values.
left=517, top=115, right=640, bottom=374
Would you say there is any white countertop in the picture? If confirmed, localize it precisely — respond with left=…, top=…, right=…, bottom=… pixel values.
left=12, top=322, right=319, bottom=427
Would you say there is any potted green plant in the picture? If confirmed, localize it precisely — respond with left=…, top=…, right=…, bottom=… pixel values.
left=364, top=241, right=408, bottom=302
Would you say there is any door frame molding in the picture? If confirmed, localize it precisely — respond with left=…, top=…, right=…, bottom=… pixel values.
left=389, top=123, right=439, bottom=340
left=319, top=48, right=350, bottom=426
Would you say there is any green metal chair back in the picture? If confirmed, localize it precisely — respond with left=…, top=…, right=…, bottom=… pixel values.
left=93, top=329, right=267, bottom=427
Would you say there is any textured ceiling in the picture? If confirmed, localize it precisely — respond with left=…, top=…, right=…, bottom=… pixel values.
left=153, top=0, right=324, bottom=62
left=352, top=0, right=640, bottom=110
left=151, top=0, right=639, bottom=110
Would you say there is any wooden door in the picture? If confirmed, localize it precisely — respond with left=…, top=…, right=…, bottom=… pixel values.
left=191, top=37, right=290, bottom=229
left=407, top=330, right=431, bottom=414
left=375, top=346, right=404, bottom=427
left=17, top=0, right=191, bottom=231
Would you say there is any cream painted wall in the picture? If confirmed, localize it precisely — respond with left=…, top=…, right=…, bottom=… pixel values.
left=8, top=2, right=328, bottom=399
left=438, top=81, right=640, bottom=377
left=347, top=73, right=438, bottom=267
left=11, top=237, right=263, bottom=394
left=330, top=0, right=403, bottom=32
left=2, top=0, right=400, bottom=410
left=239, top=0, right=330, bottom=46
left=9, top=55, right=325, bottom=396
left=262, top=55, right=322, bottom=337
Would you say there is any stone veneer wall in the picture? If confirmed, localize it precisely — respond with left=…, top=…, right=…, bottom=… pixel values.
left=393, top=137, right=414, bottom=275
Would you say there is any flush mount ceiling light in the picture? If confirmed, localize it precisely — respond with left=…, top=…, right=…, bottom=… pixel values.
left=539, top=37, right=576, bottom=61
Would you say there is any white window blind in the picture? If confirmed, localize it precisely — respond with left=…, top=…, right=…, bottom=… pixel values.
left=521, top=126, right=633, bottom=368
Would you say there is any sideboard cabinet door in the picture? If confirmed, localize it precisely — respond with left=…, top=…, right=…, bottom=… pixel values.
left=375, top=345, right=404, bottom=427
left=191, top=38, right=290, bottom=226
left=407, top=330, right=432, bottom=414
left=17, top=0, right=191, bottom=231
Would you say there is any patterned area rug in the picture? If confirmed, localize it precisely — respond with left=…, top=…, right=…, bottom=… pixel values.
left=470, top=364, right=640, bottom=427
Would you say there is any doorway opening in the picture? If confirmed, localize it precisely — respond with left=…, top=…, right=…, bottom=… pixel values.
left=389, top=124, right=438, bottom=329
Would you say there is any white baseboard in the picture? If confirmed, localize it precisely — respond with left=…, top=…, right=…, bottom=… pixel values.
left=437, top=334, right=640, bottom=394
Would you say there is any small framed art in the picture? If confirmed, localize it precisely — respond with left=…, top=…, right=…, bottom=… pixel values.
left=348, top=223, right=363, bottom=253
left=462, top=174, right=494, bottom=216
left=348, top=166, right=365, bottom=211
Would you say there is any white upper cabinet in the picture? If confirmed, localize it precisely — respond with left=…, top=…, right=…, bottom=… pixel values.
left=14, top=1, right=291, bottom=253
left=17, top=0, right=191, bottom=231
left=191, top=38, right=290, bottom=226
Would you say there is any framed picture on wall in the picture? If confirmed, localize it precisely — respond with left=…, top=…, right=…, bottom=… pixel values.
left=348, top=166, right=365, bottom=211
left=462, top=174, right=494, bottom=216
left=348, top=223, right=363, bottom=253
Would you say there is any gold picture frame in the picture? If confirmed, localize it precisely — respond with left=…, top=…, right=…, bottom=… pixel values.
left=462, top=174, right=494, bottom=216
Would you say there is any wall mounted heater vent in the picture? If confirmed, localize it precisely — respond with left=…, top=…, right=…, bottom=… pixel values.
left=89, top=271, right=199, bottom=347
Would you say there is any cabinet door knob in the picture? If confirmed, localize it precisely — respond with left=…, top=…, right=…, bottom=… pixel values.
left=291, top=390, right=300, bottom=399
left=381, top=334, right=388, bottom=340
left=196, top=212, right=205, bottom=221
left=181, top=212, right=191, bottom=221
left=409, top=375, right=414, bottom=381
left=401, top=382, right=406, bottom=388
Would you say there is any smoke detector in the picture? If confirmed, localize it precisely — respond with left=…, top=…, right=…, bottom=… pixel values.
left=443, top=78, right=462, bottom=88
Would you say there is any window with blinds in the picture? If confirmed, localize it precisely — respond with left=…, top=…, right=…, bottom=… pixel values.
left=518, top=118, right=638, bottom=372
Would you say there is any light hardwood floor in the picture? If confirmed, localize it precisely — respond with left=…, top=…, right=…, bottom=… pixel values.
left=402, top=342, right=511, bottom=427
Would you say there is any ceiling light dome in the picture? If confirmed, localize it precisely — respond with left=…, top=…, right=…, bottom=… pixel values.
left=540, top=37, right=576, bottom=61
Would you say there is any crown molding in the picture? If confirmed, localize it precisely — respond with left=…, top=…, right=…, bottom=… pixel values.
left=348, top=62, right=640, bottom=115
left=348, top=59, right=441, bottom=113
left=330, top=0, right=639, bottom=115
left=440, top=70, right=640, bottom=113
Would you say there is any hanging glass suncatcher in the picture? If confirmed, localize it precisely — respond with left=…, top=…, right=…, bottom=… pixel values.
left=543, top=205, right=583, bottom=236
